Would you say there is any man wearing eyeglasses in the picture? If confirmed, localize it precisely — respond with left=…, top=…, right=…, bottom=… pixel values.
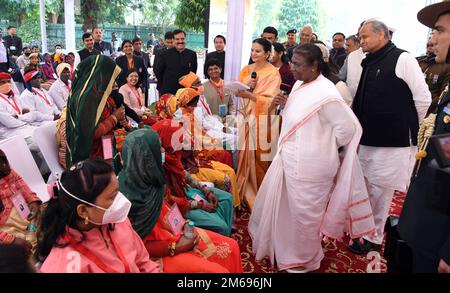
left=417, top=35, right=450, bottom=115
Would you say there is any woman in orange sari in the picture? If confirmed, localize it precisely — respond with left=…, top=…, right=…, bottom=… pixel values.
left=236, top=38, right=281, bottom=209
left=118, top=129, right=242, bottom=272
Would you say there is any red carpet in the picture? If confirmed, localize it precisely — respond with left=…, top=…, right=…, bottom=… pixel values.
left=231, top=191, right=406, bottom=273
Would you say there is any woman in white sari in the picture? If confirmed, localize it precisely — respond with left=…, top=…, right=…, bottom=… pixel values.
left=249, top=43, right=375, bottom=273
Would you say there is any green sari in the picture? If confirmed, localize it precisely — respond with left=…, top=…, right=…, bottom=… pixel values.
left=118, top=129, right=166, bottom=238
left=66, top=55, right=122, bottom=166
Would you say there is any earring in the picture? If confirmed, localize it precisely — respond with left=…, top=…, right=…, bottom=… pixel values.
left=84, top=217, right=89, bottom=225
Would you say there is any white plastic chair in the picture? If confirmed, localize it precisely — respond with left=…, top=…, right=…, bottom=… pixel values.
left=32, top=121, right=64, bottom=184
left=0, top=136, right=50, bottom=202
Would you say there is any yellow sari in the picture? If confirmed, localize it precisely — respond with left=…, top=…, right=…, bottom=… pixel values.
left=237, top=63, right=281, bottom=209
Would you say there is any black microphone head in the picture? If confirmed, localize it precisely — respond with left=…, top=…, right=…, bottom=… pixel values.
left=251, top=72, right=257, bottom=79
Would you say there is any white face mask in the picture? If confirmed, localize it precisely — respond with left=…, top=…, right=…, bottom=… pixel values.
left=56, top=49, right=62, bottom=53
left=161, top=152, right=165, bottom=164
left=58, top=180, right=131, bottom=225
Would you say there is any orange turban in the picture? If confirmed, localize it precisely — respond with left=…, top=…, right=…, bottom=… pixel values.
left=175, top=87, right=200, bottom=107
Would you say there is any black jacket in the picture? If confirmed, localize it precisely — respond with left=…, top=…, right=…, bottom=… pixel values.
left=78, top=48, right=101, bottom=62
left=134, top=51, right=151, bottom=69
left=115, top=55, right=148, bottom=89
left=352, top=41, right=419, bottom=147
left=398, top=85, right=450, bottom=267
left=94, top=41, right=113, bottom=55
left=154, top=47, right=197, bottom=95
left=3, top=35, right=22, bottom=57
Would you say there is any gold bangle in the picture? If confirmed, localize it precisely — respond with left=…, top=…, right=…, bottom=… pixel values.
left=168, top=241, right=176, bottom=256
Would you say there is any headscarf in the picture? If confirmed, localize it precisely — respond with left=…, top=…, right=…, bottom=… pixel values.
left=155, top=93, right=176, bottom=119
left=118, top=129, right=166, bottom=238
left=23, top=70, right=40, bottom=83
left=56, top=62, right=71, bottom=78
left=151, top=119, right=188, bottom=198
left=65, top=55, right=122, bottom=166
left=175, top=87, right=200, bottom=108
left=0, top=72, right=12, bottom=80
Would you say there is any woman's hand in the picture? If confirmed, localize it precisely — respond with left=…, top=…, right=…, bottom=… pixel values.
left=247, top=79, right=257, bottom=90
left=28, top=201, right=41, bottom=224
left=274, top=93, right=288, bottom=108
left=204, top=189, right=218, bottom=208
left=175, top=235, right=199, bottom=254
left=112, top=106, right=126, bottom=122
left=13, top=237, right=32, bottom=254
left=236, top=90, right=255, bottom=101
left=201, top=202, right=217, bottom=213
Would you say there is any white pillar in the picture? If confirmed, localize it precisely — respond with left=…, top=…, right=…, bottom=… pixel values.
left=64, top=0, right=76, bottom=53
left=39, top=0, right=48, bottom=53
left=224, top=0, right=246, bottom=82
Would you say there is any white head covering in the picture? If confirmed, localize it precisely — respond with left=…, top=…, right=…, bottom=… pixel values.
left=56, top=62, right=71, bottom=78
left=314, top=43, right=330, bottom=63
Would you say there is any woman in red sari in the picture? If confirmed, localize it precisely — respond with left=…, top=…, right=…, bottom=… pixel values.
left=118, top=128, right=242, bottom=272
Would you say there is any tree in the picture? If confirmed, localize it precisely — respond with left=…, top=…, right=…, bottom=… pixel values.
left=0, top=0, right=36, bottom=25
left=175, top=0, right=209, bottom=33
left=253, top=0, right=282, bottom=38
left=277, top=0, right=324, bottom=39
left=79, top=0, right=128, bottom=32
left=46, top=0, right=64, bottom=24
left=143, top=0, right=179, bottom=32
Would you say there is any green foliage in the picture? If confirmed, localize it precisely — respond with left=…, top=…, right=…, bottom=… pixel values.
left=277, top=0, right=324, bottom=40
left=16, top=5, right=41, bottom=46
left=175, top=0, right=209, bottom=33
left=253, top=0, right=282, bottom=38
left=143, top=0, right=179, bottom=31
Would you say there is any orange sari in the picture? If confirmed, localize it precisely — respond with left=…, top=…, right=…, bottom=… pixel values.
left=237, top=63, right=281, bottom=209
left=143, top=201, right=243, bottom=273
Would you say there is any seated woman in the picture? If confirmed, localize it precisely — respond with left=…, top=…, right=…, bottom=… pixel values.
left=65, top=55, right=128, bottom=167
left=119, top=69, right=152, bottom=119
left=39, top=158, right=160, bottom=273
left=118, top=129, right=242, bottom=272
left=41, top=53, right=57, bottom=83
left=28, top=53, right=53, bottom=90
left=152, top=119, right=234, bottom=236
left=174, top=89, right=240, bottom=207
left=0, top=150, right=42, bottom=258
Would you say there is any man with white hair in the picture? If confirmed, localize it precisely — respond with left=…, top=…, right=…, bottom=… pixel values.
left=349, top=19, right=431, bottom=254
left=287, top=25, right=314, bottom=60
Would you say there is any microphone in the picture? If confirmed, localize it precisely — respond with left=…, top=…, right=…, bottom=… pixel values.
left=275, top=83, right=292, bottom=115
left=250, top=72, right=257, bottom=92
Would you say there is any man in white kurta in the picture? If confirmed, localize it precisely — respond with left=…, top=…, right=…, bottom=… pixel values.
left=249, top=69, right=374, bottom=272
left=20, top=70, right=60, bottom=126
left=350, top=20, right=431, bottom=253
left=47, top=63, right=71, bottom=111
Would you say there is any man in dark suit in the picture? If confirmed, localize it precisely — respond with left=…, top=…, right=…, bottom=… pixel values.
left=2, top=25, right=22, bottom=60
left=204, top=35, right=226, bottom=79
left=398, top=1, right=450, bottom=274
left=154, top=29, right=197, bottom=95
left=92, top=27, right=113, bottom=56
left=77, top=33, right=101, bottom=62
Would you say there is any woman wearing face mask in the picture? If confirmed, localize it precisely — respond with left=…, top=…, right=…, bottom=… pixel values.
left=48, top=63, right=71, bottom=111
left=119, top=129, right=242, bottom=272
left=39, top=158, right=160, bottom=273
left=0, top=149, right=42, bottom=259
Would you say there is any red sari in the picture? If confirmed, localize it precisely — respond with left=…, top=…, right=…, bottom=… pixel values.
left=143, top=200, right=243, bottom=273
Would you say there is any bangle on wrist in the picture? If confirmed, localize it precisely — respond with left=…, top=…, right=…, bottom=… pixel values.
left=168, top=241, right=176, bottom=256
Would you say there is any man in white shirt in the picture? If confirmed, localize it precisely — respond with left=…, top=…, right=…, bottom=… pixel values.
left=349, top=20, right=431, bottom=254
left=16, top=47, right=32, bottom=76
left=20, top=70, right=60, bottom=126
left=48, top=63, right=71, bottom=111
left=0, top=28, right=10, bottom=73
left=0, top=72, right=38, bottom=142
